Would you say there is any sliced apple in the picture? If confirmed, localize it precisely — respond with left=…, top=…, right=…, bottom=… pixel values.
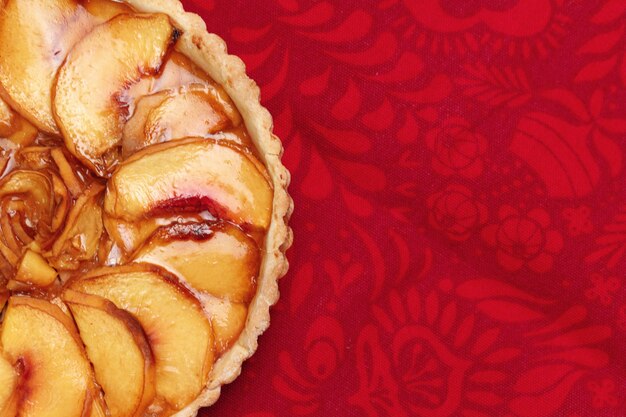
left=50, top=148, right=83, bottom=197
left=0, top=238, right=18, bottom=270
left=147, top=89, right=231, bottom=140
left=47, top=173, right=67, bottom=232
left=7, top=118, right=38, bottom=148
left=0, top=353, right=17, bottom=417
left=3, top=204, right=31, bottom=248
left=63, top=289, right=155, bottom=417
left=127, top=52, right=242, bottom=124
left=126, top=52, right=202, bottom=101
left=105, top=210, right=224, bottom=256
left=50, top=183, right=104, bottom=270
left=133, top=222, right=259, bottom=303
left=0, top=204, right=20, bottom=262
left=102, top=216, right=160, bottom=258
left=0, top=171, right=55, bottom=240
left=83, top=0, right=133, bottom=21
left=123, top=88, right=232, bottom=156
left=0, top=289, right=8, bottom=311
left=105, top=138, right=273, bottom=235
left=0, top=170, right=53, bottom=215
left=0, top=103, right=39, bottom=148
left=13, top=249, right=57, bottom=287
left=54, top=13, right=180, bottom=176
left=1, top=296, right=95, bottom=417
left=208, top=127, right=257, bottom=153
left=203, top=296, right=248, bottom=355
left=14, top=146, right=54, bottom=171
left=0, top=98, right=15, bottom=138
left=0, top=0, right=95, bottom=134
left=88, top=395, right=108, bottom=417
left=122, top=91, right=170, bottom=157
left=68, top=264, right=214, bottom=411
left=0, top=170, right=69, bottom=253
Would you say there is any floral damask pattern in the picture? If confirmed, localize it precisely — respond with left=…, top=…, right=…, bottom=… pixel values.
left=425, top=118, right=488, bottom=178
left=180, top=0, right=626, bottom=416
left=481, top=206, right=563, bottom=273
left=428, top=185, right=488, bottom=241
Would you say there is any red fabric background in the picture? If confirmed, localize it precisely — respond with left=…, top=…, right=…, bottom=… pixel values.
left=183, top=1, right=626, bottom=416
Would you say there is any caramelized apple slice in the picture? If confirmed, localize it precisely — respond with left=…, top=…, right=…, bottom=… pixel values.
left=1, top=296, right=96, bottom=417
left=89, top=396, right=108, bottom=417
left=82, top=0, right=133, bottom=21
left=0, top=170, right=69, bottom=254
left=0, top=289, right=8, bottom=311
left=105, top=138, right=273, bottom=233
left=128, top=52, right=242, bottom=124
left=14, top=146, right=55, bottom=171
left=54, top=14, right=180, bottom=176
left=0, top=171, right=55, bottom=240
left=0, top=98, right=15, bottom=138
left=147, top=89, right=231, bottom=143
left=122, top=91, right=169, bottom=157
left=0, top=96, right=38, bottom=148
left=0, top=171, right=53, bottom=216
left=123, top=89, right=231, bottom=156
left=50, top=184, right=104, bottom=270
left=13, top=249, right=57, bottom=287
left=0, top=212, right=21, bottom=260
left=50, top=148, right=83, bottom=197
left=204, top=296, right=248, bottom=355
left=49, top=172, right=71, bottom=234
left=104, top=211, right=220, bottom=256
left=69, top=264, right=214, bottom=411
left=0, top=0, right=95, bottom=134
left=0, top=238, right=18, bottom=271
left=7, top=118, right=38, bottom=148
left=0, top=353, right=17, bottom=417
left=133, top=222, right=259, bottom=303
left=63, top=290, right=156, bottom=417
left=103, top=216, right=161, bottom=257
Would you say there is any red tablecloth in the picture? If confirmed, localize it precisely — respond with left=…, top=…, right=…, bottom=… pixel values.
left=184, top=1, right=626, bottom=416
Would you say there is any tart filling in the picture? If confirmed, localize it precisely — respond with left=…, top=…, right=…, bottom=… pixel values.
left=0, top=1, right=292, bottom=416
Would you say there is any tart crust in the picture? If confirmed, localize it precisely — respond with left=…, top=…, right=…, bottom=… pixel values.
left=119, top=1, right=293, bottom=415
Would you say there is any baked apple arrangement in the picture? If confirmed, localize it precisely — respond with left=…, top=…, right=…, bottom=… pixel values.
left=0, top=0, right=292, bottom=416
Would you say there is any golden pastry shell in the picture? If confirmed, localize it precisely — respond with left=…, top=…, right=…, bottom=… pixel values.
left=119, top=0, right=293, bottom=415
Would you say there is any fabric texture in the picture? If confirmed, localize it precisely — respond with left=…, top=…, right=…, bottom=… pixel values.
left=183, top=1, right=626, bottom=416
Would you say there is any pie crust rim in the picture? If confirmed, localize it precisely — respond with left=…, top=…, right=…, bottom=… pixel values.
left=117, top=0, right=294, bottom=415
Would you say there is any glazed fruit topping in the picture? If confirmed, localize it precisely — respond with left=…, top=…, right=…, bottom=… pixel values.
left=0, top=1, right=273, bottom=416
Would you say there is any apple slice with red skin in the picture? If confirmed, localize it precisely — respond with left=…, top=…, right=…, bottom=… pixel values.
left=0, top=0, right=131, bottom=135
left=63, top=289, right=156, bottom=417
left=132, top=221, right=258, bottom=353
left=132, top=221, right=259, bottom=303
left=104, top=138, right=273, bottom=254
left=0, top=0, right=94, bottom=134
left=68, top=264, right=214, bottom=412
left=0, top=296, right=102, bottom=417
left=53, top=13, right=180, bottom=176
left=0, top=352, right=17, bottom=417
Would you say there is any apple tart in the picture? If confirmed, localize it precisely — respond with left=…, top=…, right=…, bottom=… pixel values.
left=0, top=0, right=292, bottom=416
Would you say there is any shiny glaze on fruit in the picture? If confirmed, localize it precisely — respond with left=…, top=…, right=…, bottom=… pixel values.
left=0, top=1, right=273, bottom=416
